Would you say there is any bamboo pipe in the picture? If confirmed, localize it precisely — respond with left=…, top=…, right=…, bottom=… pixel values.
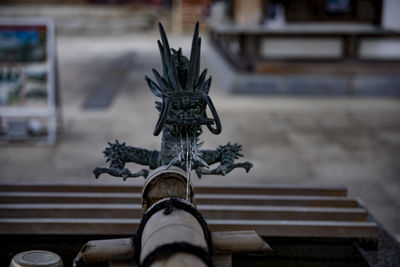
left=142, top=166, right=195, bottom=211
left=109, top=254, right=232, bottom=267
left=139, top=166, right=209, bottom=266
left=150, top=253, right=206, bottom=267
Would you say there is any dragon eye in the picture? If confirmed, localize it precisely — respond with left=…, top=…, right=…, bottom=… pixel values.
left=171, top=101, right=180, bottom=109
left=192, top=105, right=200, bottom=112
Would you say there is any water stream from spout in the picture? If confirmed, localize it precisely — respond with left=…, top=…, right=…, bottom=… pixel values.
left=185, top=130, right=191, bottom=201
left=167, top=127, right=209, bottom=201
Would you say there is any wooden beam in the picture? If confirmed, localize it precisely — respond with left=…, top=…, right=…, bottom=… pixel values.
left=0, top=183, right=348, bottom=196
left=255, top=61, right=400, bottom=75
left=0, top=192, right=143, bottom=204
left=0, top=218, right=378, bottom=238
left=0, top=204, right=367, bottom=221
left=74, top=238, right=134, bottom=264
left=208, top=220, right=378, bottom=239
left=212, top=231, right=272, bottom=253
left=196, top=194, right=357, bottom=208
left=201, top=205, right=367, bottom=222
left=0, top=192, right=358, bottom=207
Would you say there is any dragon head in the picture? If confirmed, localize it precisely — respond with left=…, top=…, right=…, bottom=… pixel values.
left=145, top=22, right=221, bottom=136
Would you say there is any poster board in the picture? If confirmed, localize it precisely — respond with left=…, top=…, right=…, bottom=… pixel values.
left=0, top=18, right=56, bottom=144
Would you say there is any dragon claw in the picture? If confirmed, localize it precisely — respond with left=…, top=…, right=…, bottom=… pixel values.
left=120, top=168, right=131, bottom=181
left=243, top=162, right=253, bottom=173
left=196, top=168, right=203, bottom=179
left=93, top=165, right=149, bottom=180
left=93, top=167, right=102, bottom=179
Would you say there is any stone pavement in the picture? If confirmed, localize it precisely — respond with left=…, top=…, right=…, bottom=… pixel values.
left=0, top=34, right=399, bottom=240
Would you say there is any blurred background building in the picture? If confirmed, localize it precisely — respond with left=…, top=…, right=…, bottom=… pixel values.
left=209, top=0, right=400, bottom=94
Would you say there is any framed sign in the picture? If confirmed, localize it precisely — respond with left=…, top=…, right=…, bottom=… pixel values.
left=0, top=18, right=57, bottom=144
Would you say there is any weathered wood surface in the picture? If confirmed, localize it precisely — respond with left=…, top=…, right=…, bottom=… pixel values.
left=0, top=204, right=368, bottom=221
left=74, top=238, right=134, bottom=264
left=0, top=192, right=359, bottom=207
left=0, top=218, right=378, bottom=238
left=213, top=231, right=272, bottom=253
left=0, top=183, right=347, bottom=196
left=0, top=183, right=378, bottom=239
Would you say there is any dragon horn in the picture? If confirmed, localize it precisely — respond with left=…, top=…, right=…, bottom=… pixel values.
left=195, top=37, right=201, bottom=85
left=157, top=40, right=168, bottom=80
left=158, top=22, right=182, bottom=91
left=152, top=69, right=169, bottom=93
left=186, top=22, right=200, bottom=89
left=205, top=95, right=222, bottom=135
left=145, top=75, right=163, bottom=97
left=153, top=98, right=170, bottom=136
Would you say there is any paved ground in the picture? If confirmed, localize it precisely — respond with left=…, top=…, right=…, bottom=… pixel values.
left=0, top=34, right=399, bottom=239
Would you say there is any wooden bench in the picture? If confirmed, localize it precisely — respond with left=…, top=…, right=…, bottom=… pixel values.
left=209, top=23, right=400, bottom=72
left=0, top=183, right=389, bottom=266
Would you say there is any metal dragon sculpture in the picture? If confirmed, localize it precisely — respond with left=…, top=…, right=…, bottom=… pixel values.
left=93, top=22, right=252, bottom=181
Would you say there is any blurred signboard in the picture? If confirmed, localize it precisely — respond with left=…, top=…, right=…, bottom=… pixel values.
left=0, top=18, right=56, bottom=144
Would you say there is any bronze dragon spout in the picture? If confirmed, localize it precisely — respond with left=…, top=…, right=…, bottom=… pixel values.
left=94, top=22, right=253, bottom=180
